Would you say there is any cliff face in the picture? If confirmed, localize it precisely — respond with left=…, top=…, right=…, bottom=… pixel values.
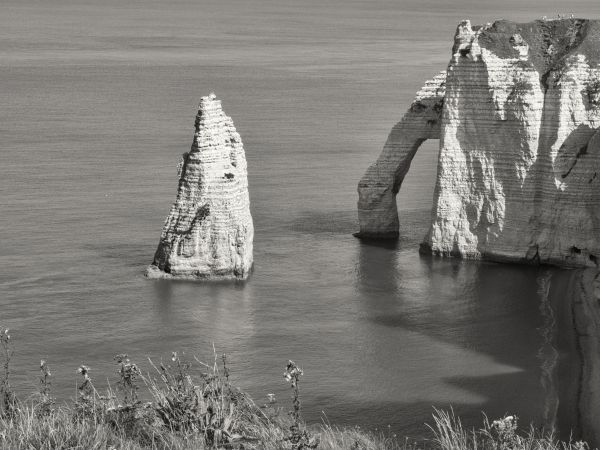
left=147, top=94, right=253, bottom=280
left=359, top=19, right=600, bottom=267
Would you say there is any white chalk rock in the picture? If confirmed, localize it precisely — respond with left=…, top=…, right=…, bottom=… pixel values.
left=147, top=94, right=254, bottom=279
left=359, top=19, right=600, bottom=267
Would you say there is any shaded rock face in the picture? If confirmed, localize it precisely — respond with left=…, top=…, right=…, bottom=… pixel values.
left=359, top=18, right=600, bottom=267
left=147, top=94, right=253, bottom=280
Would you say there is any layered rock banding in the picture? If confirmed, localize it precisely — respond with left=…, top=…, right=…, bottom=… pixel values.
left=147, top=93, right=253, bottom=279
left=358, top=19, right=600, bottom=267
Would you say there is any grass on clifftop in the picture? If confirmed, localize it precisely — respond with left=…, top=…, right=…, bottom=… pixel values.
left=0, top=328, right=592, bottom=449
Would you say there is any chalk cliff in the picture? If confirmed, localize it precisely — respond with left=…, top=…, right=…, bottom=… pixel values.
left=358, top=19, right=600, bottom=267
left=147, top=94, right=253, bottom=280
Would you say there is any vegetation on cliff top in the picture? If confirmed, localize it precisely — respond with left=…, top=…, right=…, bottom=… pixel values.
left=0, top=328, right=592, bottom=449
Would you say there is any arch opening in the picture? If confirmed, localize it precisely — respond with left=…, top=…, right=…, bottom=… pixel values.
left=356, top=72, right=446, bottom=239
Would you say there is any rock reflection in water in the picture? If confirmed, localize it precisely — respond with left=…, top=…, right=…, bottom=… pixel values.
left=563, top=269, right=600, bottom=448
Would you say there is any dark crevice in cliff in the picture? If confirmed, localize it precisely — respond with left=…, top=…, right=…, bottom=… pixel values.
left=477, top=19, right=592, bottom=91
left=177, top=152, right=190, bottom=182
left=561, top=144, right=589, bottom=179
left=539, top=19, right=587, bottom=76
left=589, top=172, right=598, bottom=183
left=170, top=204, right=210, bottom=235
left=526, top=245, right=541, bottom=264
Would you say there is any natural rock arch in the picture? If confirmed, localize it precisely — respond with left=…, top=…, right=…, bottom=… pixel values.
left=356, top=72, right=446, bottom=238
left=357, top=19, right=600, bottom=268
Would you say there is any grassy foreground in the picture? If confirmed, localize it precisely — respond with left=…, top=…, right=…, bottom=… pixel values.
left=0, top=329, right=593, bottom=449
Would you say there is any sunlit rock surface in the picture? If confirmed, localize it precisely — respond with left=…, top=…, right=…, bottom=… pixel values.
left=358, top=19, right=600, bottom=267
left=147, top=93, right=253, bottom=280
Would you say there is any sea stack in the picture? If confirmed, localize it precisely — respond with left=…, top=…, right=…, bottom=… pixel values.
left=358, top=19, right=600, bottom=268
left=147, top=93, right=253, bottom=280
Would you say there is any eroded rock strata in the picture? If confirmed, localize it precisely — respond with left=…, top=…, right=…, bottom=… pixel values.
left=359, top=19, right=600, bottom=267
left=147, top=94, right=253, bottom=280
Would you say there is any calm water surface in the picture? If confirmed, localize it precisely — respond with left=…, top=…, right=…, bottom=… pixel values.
left=1, top=0, right=598, bottom=440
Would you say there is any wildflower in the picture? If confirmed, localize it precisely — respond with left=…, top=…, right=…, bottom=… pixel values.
left=40, top=360, right=51, bottom=376
left=0, top=329, right=10, bottom=342
left=492, top=415, right=517, bottom=432
left=171, top=351, right=178, bottom=362
left=77, top=365, right=91, bottom=381
left=284, top=360, right=303, bottom=387
left=114, top=354, right=129, bottom=364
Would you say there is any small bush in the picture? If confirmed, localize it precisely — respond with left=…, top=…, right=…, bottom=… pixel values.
left=430, top=408, right=591, bottom=450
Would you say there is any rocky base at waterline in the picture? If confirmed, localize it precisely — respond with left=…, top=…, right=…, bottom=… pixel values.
left=147, top=94, right=253, bottom=280
left=358, top=18, right=600, bottom=268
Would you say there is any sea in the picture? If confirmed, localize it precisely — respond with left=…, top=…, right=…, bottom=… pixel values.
left=1, top=0, right=598, bottom=442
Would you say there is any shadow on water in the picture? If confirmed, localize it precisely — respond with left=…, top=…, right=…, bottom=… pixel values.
left=353, top=235, right=598, bottom=442
left=151, top=277, right=251, bottom=321
left=92, top=213, right=600, bottom=445
left=354, top=238, right=400, bottom=294
left=152, top=279, right=174, bottom=321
